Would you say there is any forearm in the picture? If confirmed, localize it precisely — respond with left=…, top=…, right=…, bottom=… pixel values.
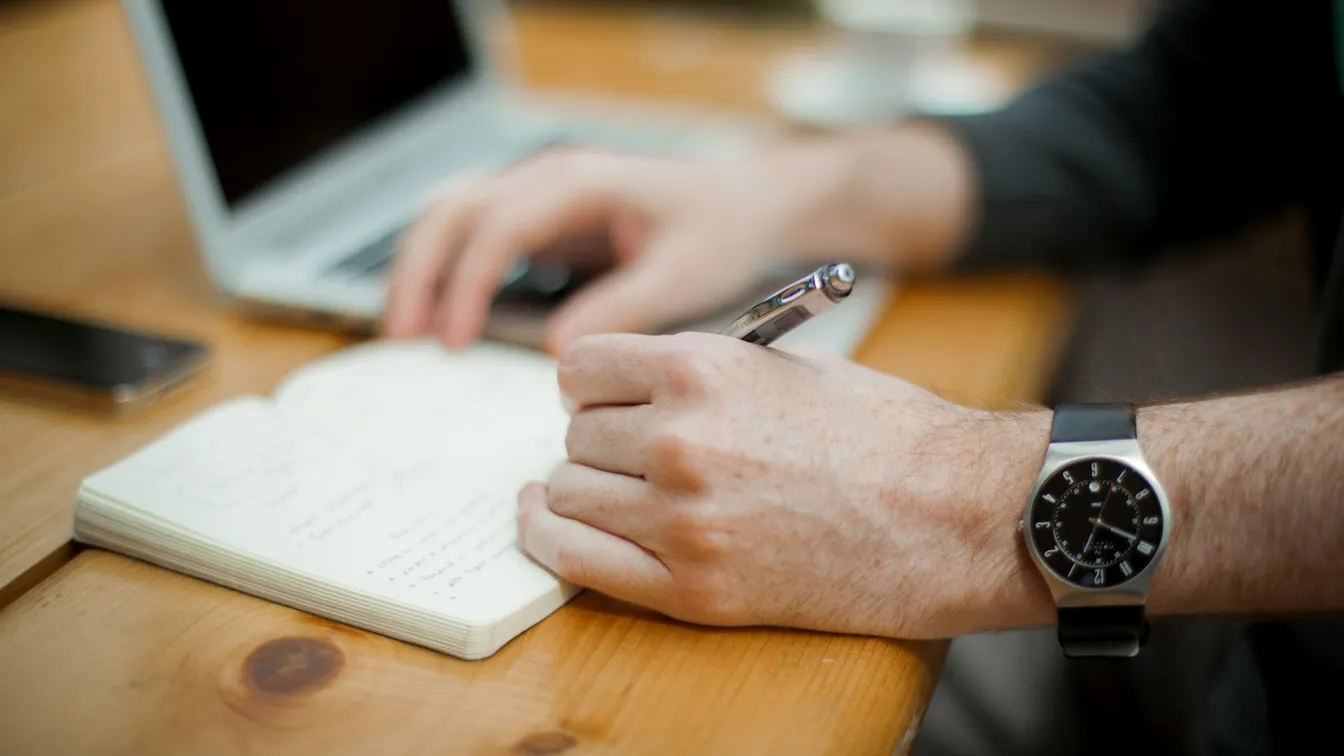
left=772, top=1, right=1321, bottom=278
left=975, top=375, right=1344, bottom=632
left=1142, top=376, right=1344, bottom=617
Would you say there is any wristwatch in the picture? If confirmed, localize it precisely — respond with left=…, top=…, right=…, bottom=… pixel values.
left=1019, top=403, right=1171, bottom=658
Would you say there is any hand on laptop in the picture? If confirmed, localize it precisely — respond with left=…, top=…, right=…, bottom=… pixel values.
left=382, top=126, right=973, bottom=354
left=383, top=147, right=796, bottom=354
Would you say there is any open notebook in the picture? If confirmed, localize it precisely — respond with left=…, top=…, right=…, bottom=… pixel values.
left=73, top=339, right=577, bottom=660
left=71, top=273, right=893, bottom=660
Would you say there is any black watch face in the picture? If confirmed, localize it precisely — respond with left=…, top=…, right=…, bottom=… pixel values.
left=1027, top=458, right=1164, bottom=589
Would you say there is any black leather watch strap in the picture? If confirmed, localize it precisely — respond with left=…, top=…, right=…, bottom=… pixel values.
left=1057, top=606, right=1151, bottom=658
left=1050, top=403, right=1136, bottom=443
left=1050, top=402, right=1148, bottom=658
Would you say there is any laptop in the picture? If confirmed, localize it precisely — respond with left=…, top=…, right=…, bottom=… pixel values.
left=122, top=0, right=893, bottom=355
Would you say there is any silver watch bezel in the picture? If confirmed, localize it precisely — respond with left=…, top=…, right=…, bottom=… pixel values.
left=1019, top=438, right=1173, bottom=609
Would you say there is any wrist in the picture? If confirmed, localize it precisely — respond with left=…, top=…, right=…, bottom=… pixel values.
left=1132, top=402, right=1197, bottom=617
left=956, top=408, right=1057, bottom=633
left=760, top=123, right=976, bottom=269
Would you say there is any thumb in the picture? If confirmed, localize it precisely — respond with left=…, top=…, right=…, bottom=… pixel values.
left=543, top=232, right=706, bottom=352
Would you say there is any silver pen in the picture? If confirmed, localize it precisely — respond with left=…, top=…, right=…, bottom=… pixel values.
left=720, top=263, right=856, bottom=346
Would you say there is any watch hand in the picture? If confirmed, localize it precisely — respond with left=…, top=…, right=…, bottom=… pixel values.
left=1075, top=483, right=1116, bottom=560
left=1089, top=517, right=1137, bottom=541
left=1095, top=483, right=1117, bottom=522
left=1080, top=524, right=1099, bottom=556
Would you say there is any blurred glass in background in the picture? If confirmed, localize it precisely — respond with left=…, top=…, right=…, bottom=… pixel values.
left=765, top=0, right=1146, bottom=126
left=768, top=0, right=981, bottom=126
left=601, top=0, right=1149, bottom=127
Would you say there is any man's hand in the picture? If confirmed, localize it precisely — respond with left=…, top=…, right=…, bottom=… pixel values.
left=384, top=149, right=815, bottom=354
left=383, top=125, right=975, bottom=355
left=515, top=331, right=1051, bottom=639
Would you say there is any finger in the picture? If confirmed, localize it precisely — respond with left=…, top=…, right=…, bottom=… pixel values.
left=542, top=231, right=703, bottom=353
left=546, top=462, right=662, bottom=544
left=771, top=340, right=831, bottom=360
left=517, top=482, right=673, bottom=606
left=436, top=180, right=623, bottom=348
left=384, top=192, right=482, bottom=338
left=564, top=405, right=657, bottom=476
left=556, top=332, right=664, bottom=409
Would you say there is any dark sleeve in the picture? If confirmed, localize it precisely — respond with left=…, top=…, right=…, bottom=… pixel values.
left=935, top=0, right=1330, bottom=273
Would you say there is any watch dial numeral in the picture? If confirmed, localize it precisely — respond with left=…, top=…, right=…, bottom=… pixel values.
left=1092, top=570, right=1105, bottom=586
left=1043, top=494, right=1056, bottom=503
left=1120, top=561, right=1134, bottom=577
left=1136, top=489, right=1150, bottom=500
left=1136, top=541, right=1155, bottom=556
left=1091, top=462, right=1100, bottom=478
left=1044, top=547, right=1058, bottom=557
left=1143, top=516, right=1160, bottom=526
left=1062, top=471, right=1074, bottom=484
left=1035, top=521, right=1051, bottom=529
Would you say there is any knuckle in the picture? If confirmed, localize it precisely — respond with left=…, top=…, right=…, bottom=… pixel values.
left=664, top=504, right=732, bottom=559
left=648, top=424, right=702, bottom=485
left=660, top=331, right=742, bottom=395
left=659, top=344, right=718, bottom=397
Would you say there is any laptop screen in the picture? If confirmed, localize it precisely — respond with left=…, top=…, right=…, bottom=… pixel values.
left=159, top=0, right=474, bottom=209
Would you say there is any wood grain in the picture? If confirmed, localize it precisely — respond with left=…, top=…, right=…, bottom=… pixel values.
left=0, top=0, right=158, bottom=198
left=0, top=550, right=946, bottom=755
left=0, top=0, right=1075, bottom=753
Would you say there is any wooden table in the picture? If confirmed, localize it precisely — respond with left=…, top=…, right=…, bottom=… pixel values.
left=0, top=1, right=1076, bottom=753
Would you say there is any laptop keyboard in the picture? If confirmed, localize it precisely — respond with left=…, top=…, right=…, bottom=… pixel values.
left=327, top=225, right=401, bottom=279
left=324, top=137, right=589, bottom=282
left=320, top=124, right=695, bottom=286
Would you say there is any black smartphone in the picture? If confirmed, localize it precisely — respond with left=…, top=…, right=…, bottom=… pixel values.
left=0, top=304, right=211, bottom=415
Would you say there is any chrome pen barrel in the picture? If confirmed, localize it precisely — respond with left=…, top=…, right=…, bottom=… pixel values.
left=720, top=263, right=856, bottom=344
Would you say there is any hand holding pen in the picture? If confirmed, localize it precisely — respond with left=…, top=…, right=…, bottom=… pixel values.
left=518, top=257, right=998, bottom=641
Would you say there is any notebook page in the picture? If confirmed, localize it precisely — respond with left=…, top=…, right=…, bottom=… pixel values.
left=81, top=396, right=566, bottom=625
left=270, top=338, right=569, bottom=467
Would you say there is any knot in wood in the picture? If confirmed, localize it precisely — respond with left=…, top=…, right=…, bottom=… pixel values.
left=244, top=636, right=344, bottom=696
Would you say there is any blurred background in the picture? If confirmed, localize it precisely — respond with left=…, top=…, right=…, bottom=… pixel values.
left=0, top=1, right=1312, bottom=754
